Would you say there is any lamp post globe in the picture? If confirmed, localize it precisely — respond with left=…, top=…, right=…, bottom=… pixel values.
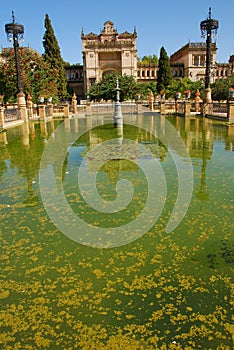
left=200, top=7, right=219, bottom=102
left=5, top=11, right=26, bottom=107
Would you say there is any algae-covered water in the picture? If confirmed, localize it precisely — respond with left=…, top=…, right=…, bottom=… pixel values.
left=0, top=115, right=233, bottom=349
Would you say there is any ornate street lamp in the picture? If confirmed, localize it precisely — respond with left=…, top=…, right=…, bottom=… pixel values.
left=200, top=7, right=219, bottom=102
left=5, top=11, right=26, bottom=106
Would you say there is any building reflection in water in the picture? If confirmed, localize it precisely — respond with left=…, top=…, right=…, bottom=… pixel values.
left=0, top=116, right=234, bottom=206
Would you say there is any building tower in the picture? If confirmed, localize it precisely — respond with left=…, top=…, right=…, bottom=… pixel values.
left=81, top=21, right=137, bottom=96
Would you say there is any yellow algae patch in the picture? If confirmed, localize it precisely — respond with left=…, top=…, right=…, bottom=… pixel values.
left=225, top=323, right=234, bottom=341
left=186, top=307, right=193, bottom=312
left=34, top=332, right=52, bottom=348
left=125, top=314, right=135, bottom=320
left=198, top=314, right=206, bottom=322
left=93, top=268, right=104, bottom=278
left=0, top=290, right=9, bottom=299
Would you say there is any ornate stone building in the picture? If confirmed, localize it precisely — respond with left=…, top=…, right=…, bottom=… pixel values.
left=170, top=42, right=217, bottom=83
left=64, top=22, right=234, bottom=100
left=137, top=62, right=184, bottom=83
left=64, top=64, right=84, bottom=100
left=81, top=21, right=137, bottom=95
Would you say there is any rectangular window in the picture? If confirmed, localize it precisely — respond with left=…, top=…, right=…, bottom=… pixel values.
left=200, top=55, right=205, bottom=66
left=193, top=55, right=199, bottom=66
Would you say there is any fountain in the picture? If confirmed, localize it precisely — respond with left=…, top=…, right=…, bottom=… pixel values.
left=113, top=77, right=123, bottom=128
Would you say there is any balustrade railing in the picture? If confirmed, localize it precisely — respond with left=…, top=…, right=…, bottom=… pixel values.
left=45, top=106, right=51, bottom=118
left=165, top=101, right=176, bottom=114
left=76, top=105, right=87, bottom=113
left=176, top=101, right=185, bottom=114
left=91, top=102, right=114, bottom=114
left=210, top=102, right=228, bottom=117
left=1, top=100, right=233, bottom=128
left=53, top=105, right=65, bottom=117
left=4, top=108, right=20, bottom=122
left=28, top=106, right=39, bottom=119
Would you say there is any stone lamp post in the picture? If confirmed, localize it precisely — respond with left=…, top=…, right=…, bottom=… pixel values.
left=200, top=7, right=219, bottom=103
left=5, top=11, right=27, bottom=117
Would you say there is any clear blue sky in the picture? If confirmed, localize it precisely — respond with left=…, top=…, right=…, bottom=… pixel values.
left=1, top=0, right=233, bottom=64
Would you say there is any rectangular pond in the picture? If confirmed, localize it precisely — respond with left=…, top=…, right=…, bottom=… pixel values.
left=0, top=114, right=233, bottom=349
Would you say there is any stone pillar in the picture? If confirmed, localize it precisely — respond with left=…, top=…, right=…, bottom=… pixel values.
left=149, top=91, right=154, bottom=111
left=72, top=92, right=78, bottom=114
left=136, top=100, right=143, bottom=114
left=86, top=102, right=92, bottom=116
left=160, top=101, right=166, bottom=115
left=195, top=90, right=201, bottom=114
left=0, top=107, right=5, bottom=128
left=27, top=94, right=33, bottom=118
left=47, top=104, right=53, bottom=118
left=227, top=101, right=234, bottom=121
left=203, top=87, right=212, bottom=103
left=201, top=102, right=212, bottom=117
left=64, top=104, right=70, bottom=118
left=38, top=105, right=46, bottom=120
left=184, top=101, right=191, bottom=117
left=18, top=92, right=28, bottom=122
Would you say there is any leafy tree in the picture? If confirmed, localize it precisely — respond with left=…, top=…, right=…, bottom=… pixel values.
left=0, top=48, right=58, bottom=103
left=211, top=77, right=234, bottom=101
left=119, top=74, right=138, bottom=100
left=136, top=82, right=157, bottom=100
left=146, top=82, right=157, bottom=96
left=157, top=46, right=173, bottom=95
left=43, top=14, right=67, bottom=99
left=166, top=77, right=203, bottom=99
left=88, top=73, right=139, bottom=101
left=138, top=55, right=158, bottom=65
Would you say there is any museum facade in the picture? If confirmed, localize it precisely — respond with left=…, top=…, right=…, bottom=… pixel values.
left=65, top=21, right=234, bottom=100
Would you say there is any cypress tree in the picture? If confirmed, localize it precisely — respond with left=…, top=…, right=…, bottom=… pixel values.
left=43, top=14, right=67, bottom=99
left=157, top=46, right=173, bottom=94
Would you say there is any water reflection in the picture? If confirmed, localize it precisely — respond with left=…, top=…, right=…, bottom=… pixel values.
left=0, top=116, right=234, bottom=205
left=0, top=115, right=233, bottom=348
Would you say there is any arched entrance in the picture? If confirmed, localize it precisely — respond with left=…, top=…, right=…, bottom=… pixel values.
left=102, top=70, right=119, bottom=78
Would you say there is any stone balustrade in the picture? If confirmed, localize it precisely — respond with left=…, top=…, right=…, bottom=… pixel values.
left=1, top=99, right=234, bottom=130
